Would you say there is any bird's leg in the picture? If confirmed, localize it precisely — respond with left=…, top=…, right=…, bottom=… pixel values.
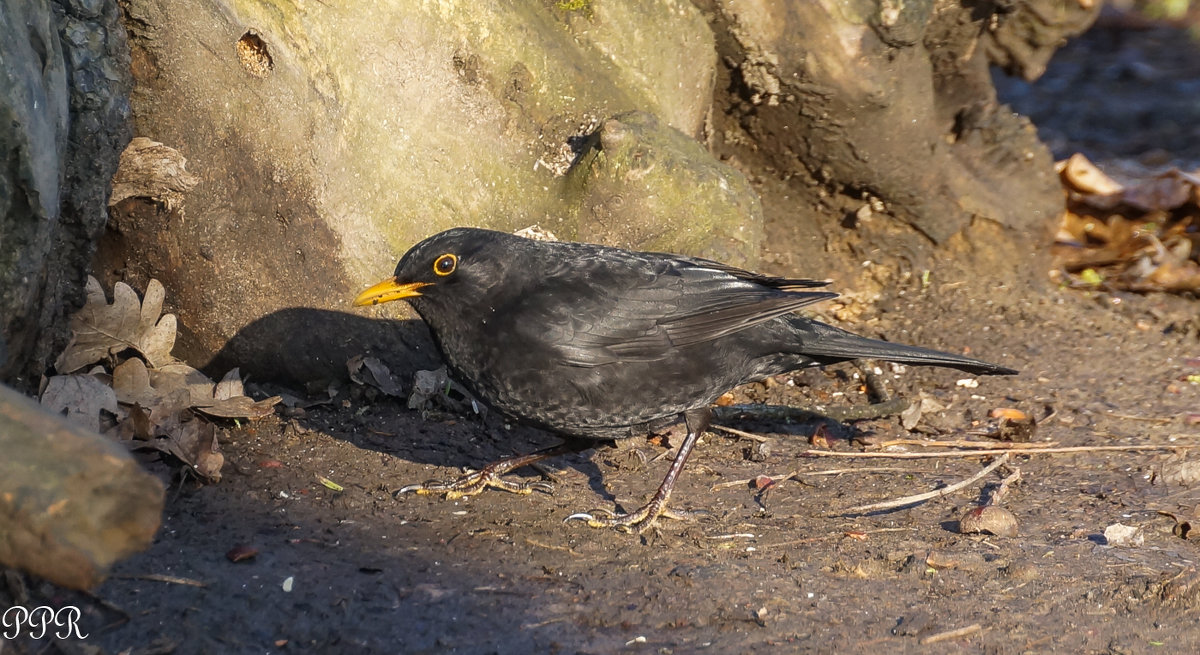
left=566, top=408, right=710, bottom=533
left=397, top=440, right=586, bottom=500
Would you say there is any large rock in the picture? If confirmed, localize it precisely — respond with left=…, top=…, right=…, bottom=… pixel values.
left=563, top=111, right=762, bottom=267
left=0, top=0, right=132, bottom=387
left=106, top=0, right=750, bottom=382
left=703, top=0, right=1074, bottom=283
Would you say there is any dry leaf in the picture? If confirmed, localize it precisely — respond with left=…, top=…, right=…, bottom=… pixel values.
left=122, top=403, right=154, bottom=441
left=150, top=419, right=224, bottom=481
left=112, top=357, right=159, bottom=406
left=150, top=363, right=217, bottom=407
left=1054, top=154, right=1200, bottom=294
left=347, top=355, right=405, bottom=397
left=40, top=374, right=120, bottom=433
left=194, top=368, right=281, bottom=419
left=213, top=368, right=244, bottom=400
left=407, top=366, right=476, bottom=413
left=1061, top=153, right=1123, bottom=196
left=112, top=359, right=194, bottom=431
left=55, top=277, right=177, bottom=372
left=194, top=395, right=280, bottom=419
left=1158, top=511, right=1195, bottom=540
left=145, top=364, right=279, bottom=419
left=1123, top=174, right=1193, bottom=212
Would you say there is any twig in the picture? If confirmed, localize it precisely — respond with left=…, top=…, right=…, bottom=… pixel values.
left=987, top=467, right=1022, bottom=506
left=711, top=471, right=798, bottom=490
left=710, top=466, right=922, bottom=491
left=524, top=538, right=578, bottom=555
left=844, top=454, right=1010, bottom=513
left=111, top=573, right=206, bottom=587
left=920, top=623, right=983, bottom=645
left=871, top=438, right=1058, bottom=450
left=711, top=424, right=771, bottom=442
left=804, top=466, right=921, bottom=476
left=803, top=444, right=1194, bottom=459
left=755, top=535, right=831, bottom=550
left=755, top=527, right=916, bottom=550
left=1106, top=411, right=1174, bottom=424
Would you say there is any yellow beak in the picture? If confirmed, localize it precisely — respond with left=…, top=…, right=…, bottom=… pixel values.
left=353, top=277, right=431, bottom=306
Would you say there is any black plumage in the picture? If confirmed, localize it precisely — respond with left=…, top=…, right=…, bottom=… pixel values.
left=355, top=227, right=1016, bottom=531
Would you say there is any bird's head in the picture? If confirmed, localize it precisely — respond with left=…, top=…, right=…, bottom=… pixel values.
left=353, top=227, right=513, bottom=313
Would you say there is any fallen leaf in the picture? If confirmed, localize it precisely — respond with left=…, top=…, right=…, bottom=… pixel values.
left=1061, top=153, right=1123, bottom=196
left=989, top=408, right=1028, bottom=421
left=40, top=374, right=120, bottom=433
left=55, top=277, right=177, bottom=372
left=1123, top=171, right=1195, bottom=212
left=112, top=357, right=161, bottom=405
left=407, top=366, right=477, bottom=414
left=148, top=418, right=223, bottom=481
left=317, top=475, right=344, bottom=492
left=347, top=355, right=405, bottom=397
left=194, top=395, right=281, bottom=419
left=148, top=364, right=280, bottom=419
left=213, top=367, right=244, bottom=400
left=1158, top=511, right=1194, bottom=540
left=150, top=363, right=221, bottom=407
left=111, top=359, right=192, bottom=437
left=226, top=544, right=259, bottom=563
left=809, top=424, right=832, bottom=449
left=193, top=368, right=281, bottom=419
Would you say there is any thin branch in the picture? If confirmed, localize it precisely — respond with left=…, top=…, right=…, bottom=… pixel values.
left=843, top=454, right=1010, bottom=513
left=871, top=438, right=1058, bottom=450
left=711, top=466, right=923, bottom=491
left=920, top=624, right=983, bottom=645
left=803, top=444, right=1194, bottom=459
left=711, top=424, right=771, bottom=442
left=988, top=467, right=1022, bottom=506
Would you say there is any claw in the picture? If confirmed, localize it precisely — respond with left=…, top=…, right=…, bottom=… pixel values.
left=564, top=502, right=696, bottom=533
left=563, top=409, right=712, bottom=533
left=392, top=442, right=584, bottom=503
left=395, top=471, right=554, bottom=500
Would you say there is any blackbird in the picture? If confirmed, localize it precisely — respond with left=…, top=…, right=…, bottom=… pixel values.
left=355, top=227, right=1016, bottom=532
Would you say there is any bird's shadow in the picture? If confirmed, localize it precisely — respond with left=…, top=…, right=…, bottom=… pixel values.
left=204, top=307, right=614, bottom=499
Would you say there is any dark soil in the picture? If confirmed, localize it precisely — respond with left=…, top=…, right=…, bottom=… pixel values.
left=7, top=20, right=1200, bottom=655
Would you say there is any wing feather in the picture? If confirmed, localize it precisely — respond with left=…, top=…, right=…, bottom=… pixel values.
left=529, top=250, right=835, bottom=367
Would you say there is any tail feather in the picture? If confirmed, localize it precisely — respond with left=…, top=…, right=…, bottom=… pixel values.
left=790, top=317, right=1017, bottom=376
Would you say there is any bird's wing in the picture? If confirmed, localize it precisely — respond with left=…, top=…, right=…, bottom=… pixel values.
left=541, top=254, right=836, bottom=366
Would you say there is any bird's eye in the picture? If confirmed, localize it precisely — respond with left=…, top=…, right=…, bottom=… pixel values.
left=433, top=253, right=457, bottom=276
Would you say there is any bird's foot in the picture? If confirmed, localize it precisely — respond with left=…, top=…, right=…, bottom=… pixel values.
left=564, top=499, right=702, bottom=534
left=394, top=443, right=579, bottom=500
left=397, top=471, right=553, bottom=499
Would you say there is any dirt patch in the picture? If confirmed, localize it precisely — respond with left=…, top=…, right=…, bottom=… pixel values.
left=6, top=22, right=1200, bottom=655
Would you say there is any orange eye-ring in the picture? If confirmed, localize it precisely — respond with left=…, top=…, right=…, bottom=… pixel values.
left=433, top=253, right=457, bottom=276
